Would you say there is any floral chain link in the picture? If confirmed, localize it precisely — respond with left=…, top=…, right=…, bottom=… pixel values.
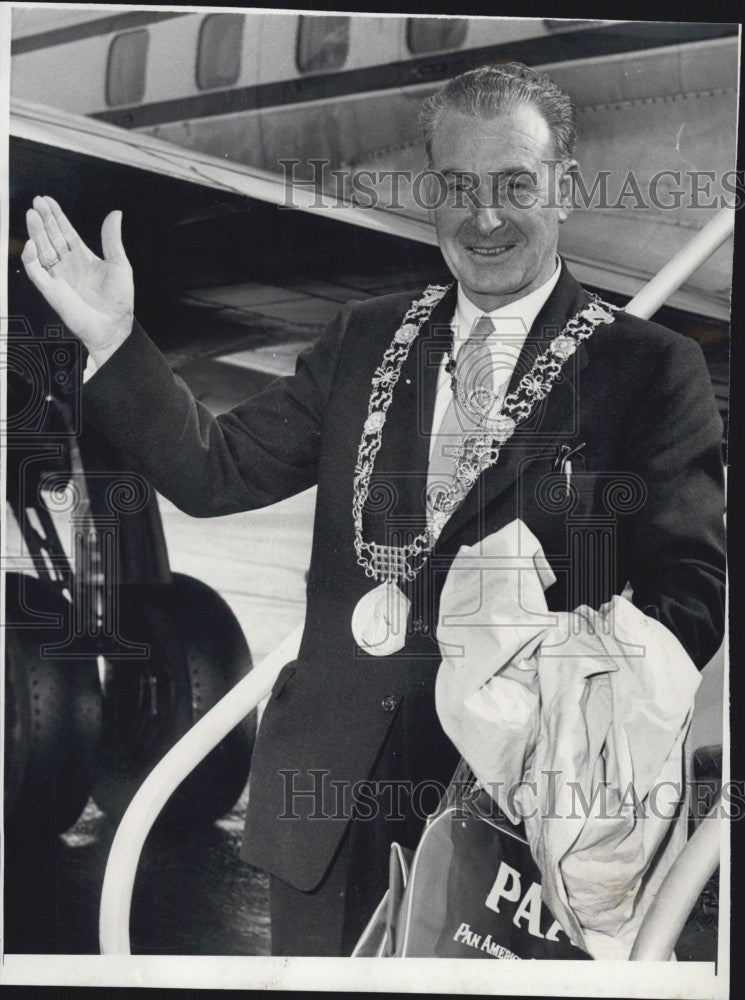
left=352, top=284, right=451, bottom=580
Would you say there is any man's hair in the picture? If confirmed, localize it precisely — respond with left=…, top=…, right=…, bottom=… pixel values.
left=421, top=62, right=577, bottom=162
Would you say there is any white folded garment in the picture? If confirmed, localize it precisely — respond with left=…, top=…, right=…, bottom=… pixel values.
left=435, top=519, right=700, bottom=960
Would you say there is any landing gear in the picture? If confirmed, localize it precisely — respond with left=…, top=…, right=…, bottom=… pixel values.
left=4, top=570, right=256, bottom=834
left=4, top=364, right=256, bottom=837
left=4, top=573, right=102, bottom=838
left=92, top=574, right=255, bottom=824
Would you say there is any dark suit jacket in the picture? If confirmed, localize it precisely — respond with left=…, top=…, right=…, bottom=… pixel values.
left=83, top=265, right=725, bottom=891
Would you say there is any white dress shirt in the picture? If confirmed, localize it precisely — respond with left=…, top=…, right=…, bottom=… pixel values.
left=428, top=259, right=561, bottom=458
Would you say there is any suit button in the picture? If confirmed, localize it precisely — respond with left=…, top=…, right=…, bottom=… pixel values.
left=413, top=618, right=430, bottom=635
left=381, top=695, right=398, bottom=713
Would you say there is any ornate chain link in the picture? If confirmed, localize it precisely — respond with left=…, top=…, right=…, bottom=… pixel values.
left=352, top=283, right=450, bottom=580
left=353, top=286, right=619, bottom=582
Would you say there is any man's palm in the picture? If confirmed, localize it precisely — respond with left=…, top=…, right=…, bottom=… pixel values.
left=22, top=196, right=134, bottom=364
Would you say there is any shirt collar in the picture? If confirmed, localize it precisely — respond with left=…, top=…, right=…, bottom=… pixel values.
left=453, top=257, right=562, bottom=343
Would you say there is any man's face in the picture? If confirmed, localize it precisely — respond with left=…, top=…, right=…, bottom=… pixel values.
left=429, top=103, right=574, bottom=311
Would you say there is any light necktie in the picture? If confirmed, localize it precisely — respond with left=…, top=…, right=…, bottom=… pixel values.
left=427, top=314, right=496, bottom=530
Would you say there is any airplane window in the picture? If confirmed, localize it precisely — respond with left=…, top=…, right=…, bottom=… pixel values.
left=106, top=30, right=149, bottom=107
left=197, top=13, right=245, bottom=90
left=296, top=15, right=350, bottom=74
left=406, top=18, right=468, bottom=54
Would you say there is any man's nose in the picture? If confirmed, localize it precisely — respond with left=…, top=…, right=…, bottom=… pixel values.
left=470, top=205, right=504, bottom=234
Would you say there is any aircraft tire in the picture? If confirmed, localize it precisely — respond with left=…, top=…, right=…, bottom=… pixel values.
left=91, top=573, right=255, bottom=826
left=4, top=574, right=103, bottom=838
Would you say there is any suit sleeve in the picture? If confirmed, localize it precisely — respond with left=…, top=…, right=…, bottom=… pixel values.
left=81, top=304, right=354, bottom=516
left=621, top=333, right=725, bottom=669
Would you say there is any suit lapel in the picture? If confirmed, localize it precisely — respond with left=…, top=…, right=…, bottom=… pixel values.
left=434, top=266, right=592, bottom=551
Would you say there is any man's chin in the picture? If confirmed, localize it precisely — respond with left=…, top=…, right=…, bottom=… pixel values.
left=451, top=253, right=523, bottom=285
left=459, top=271, right=527, bottom=306
left=449, top=254, right=557, bottom=307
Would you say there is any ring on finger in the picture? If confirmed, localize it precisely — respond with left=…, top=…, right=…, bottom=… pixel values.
left=41, top=252, right=62, bottom=270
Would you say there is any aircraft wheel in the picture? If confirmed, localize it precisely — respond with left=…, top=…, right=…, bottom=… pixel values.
left=4, top=574, right=102, bottom=837
left=92, top=573, right=255, bottom=825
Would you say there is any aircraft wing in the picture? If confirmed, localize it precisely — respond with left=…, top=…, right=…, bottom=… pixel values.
left=10, top=97, right=435, bottom=246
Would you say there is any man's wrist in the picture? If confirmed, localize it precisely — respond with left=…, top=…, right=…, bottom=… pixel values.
left=87, top=318, right=134, bottom=371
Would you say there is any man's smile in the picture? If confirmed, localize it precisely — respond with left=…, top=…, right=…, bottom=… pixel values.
left=465, top=244, right=516, bottom=258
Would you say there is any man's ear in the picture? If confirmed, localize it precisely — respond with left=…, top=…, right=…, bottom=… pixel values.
left=558, top=160, right=578, bottom=223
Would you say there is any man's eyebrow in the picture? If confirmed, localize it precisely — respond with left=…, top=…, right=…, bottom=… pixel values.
left=438, top=168, right=479, bottom=178
left=437, top=166, right=537, bottom=179
left=488, top=167, right=538, bottom=180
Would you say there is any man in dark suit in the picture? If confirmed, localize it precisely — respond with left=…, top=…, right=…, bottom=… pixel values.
left=22, top=63, right=725, bottom=956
